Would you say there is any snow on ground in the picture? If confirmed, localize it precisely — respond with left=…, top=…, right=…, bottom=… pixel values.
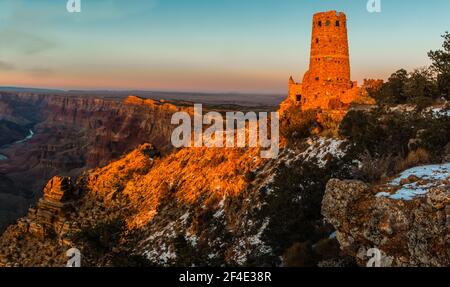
left=185, top=231, right=198, bottom=247
left=328, top=231, right=337, bottom=239
left=213, top=197, right=226, bottom=218
left=180, top=212, right=190, bottom=224
left=247, top=218, right=272, bottom=256
left=424, top=106, right=450, bottom=118
left=301, top=137, right=348, bottom=168
left=231, top=217, right=272, bottom=265
left=376, top=163, right=450, bottom=201
left=248, top=218, right=270, bottom=247
left=389, top=105, right=416, bottom=113
left=143, top=243, right=177, bottom=264
left=390, top=104, right=450, bottom=118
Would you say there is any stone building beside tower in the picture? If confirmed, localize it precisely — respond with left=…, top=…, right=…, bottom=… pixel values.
left=281, top=11, right=372, bottom=120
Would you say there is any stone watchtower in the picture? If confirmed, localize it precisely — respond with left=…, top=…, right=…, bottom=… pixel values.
left=284, top=10, right=360, bottom=113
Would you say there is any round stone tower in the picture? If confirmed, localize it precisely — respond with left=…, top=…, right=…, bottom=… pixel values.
left=300, top=10, right=356, bottom=110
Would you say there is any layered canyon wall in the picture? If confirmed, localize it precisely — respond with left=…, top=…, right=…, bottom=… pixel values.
left=0, top=93, right=180, bottom=231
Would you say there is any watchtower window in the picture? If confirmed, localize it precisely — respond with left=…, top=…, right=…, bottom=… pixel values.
left=315, top=38, right=319, bottom=44
left=336, top=20, right=340, bottom=27
left=296, top=95, right=302, bottom=102
left=318, top=21, right=322, bottom=27
left=315, top=77, right=319, bottom=81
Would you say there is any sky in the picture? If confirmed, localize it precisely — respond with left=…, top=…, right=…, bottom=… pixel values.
left=0, top=0, right=449, bottom=93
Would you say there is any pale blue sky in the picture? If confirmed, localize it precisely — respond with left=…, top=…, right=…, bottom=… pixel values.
left=0, top=0, right=449, bottom=93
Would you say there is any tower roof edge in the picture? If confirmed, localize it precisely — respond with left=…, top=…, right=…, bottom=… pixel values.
left=312, top=10, right=346, bottom=18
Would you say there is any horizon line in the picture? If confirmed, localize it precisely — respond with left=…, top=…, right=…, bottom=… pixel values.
left=0, top=85, right=286, bottom=96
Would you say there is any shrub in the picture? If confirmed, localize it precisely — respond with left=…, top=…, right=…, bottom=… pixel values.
left=415, top=117, right=450, bottom=154
left=428, top=32, right=450, bottom=100
left=282, top=242, right=314, bottom=267
left=281, top=108, right=319, bottom=143
left=368, top=31, right=450, bottom=106
left=72, top=219, right=124, bottom=255
left=352, top=151, right=397, bottom=183
left=394, top=148, right=430, bottom=173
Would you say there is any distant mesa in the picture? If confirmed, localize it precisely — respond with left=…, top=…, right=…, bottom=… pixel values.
left=123, top=95, right=180, bottom=112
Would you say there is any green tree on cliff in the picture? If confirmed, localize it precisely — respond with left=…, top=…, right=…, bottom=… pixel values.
left=428, top=32, right=450, bottom=99
left=375, top=69, right=408, bottom=104
left=404, top=68, right=438, bottom=108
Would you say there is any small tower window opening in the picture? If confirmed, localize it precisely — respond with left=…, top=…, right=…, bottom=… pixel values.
left=336, top=20, right=340, bottom=27
left=315, top=38, right=319, bottom=44
left=296, top=94, right=302, bottom=102
left=315, top=77, right=319, bottom=81
left=318, top=21, right=322, bottom=27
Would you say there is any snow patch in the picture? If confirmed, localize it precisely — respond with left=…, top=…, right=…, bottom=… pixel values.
left=328, top=231, right=337, bottom=239
left=424, top=106, right=450, bottom=118
left=301, top=137, right=348, bottom=168
left=185, top=231, right=198, bottom=247
left=376, top=163, right=450, bottom=200
left=180, top=212, right=190, bottom=225
left=231, top=218, right=272, bottom=265
left=143, top=243, right=177, bottom=265
left=213, top=197, right=226, bottom=218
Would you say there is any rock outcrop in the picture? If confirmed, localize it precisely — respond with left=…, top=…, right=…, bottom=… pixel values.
left=322, top=171, right=449, bottom=267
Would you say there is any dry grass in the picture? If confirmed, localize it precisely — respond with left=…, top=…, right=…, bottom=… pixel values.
left=394, top=148, right=430, bottom=173
left=353, top=151, right=395, bottom=183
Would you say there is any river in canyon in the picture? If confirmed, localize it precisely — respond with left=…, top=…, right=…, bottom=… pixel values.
left=0, top=129, right=35, bottom=161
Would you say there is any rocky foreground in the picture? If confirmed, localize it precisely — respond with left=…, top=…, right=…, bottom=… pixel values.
left=323, top=164, right=449, bottom=267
